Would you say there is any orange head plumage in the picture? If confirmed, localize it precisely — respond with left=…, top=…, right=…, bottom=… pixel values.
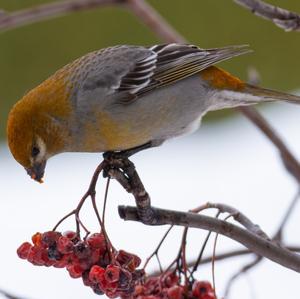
left=7, top=71, right=73, bottom=182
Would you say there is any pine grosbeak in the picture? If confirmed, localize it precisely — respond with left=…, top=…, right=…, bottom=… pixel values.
left=7, top=44, right=300, bottom=182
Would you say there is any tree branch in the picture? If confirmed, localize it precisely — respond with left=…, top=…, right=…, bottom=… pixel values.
left=234, top=0, right=300, bottom=31
left=0, top=0, right=124, bottom=32
left=191, top=202, right=269, bottom=238
left=126, top=0, right=186, bottom=43
left=119, top=205, right=300, bottom=273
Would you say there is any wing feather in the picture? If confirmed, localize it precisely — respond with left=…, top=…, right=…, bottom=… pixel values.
left=115, top=44, right=251, bottom=100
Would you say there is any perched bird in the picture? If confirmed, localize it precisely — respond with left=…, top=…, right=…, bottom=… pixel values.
left=7, top=44, right=300, bottom=182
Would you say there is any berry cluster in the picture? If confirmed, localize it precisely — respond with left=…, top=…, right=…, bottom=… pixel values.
left=17, top=231, right=143, bottom=298
left=130, top=272, right=216, bottom=299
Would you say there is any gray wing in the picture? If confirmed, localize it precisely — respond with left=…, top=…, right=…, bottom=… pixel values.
left=114, top=43, right=251, bottom=101
left=77, top=44, right=251, bottom=105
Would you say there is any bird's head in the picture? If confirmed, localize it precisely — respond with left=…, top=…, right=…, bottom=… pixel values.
left=7, top=78, right=72, bottom=183
left=7, top=104, right=49, bottom=183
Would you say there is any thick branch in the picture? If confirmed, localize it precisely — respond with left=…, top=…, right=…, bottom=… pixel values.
left=234, top=0, right=300, bottom=31
left=0, top=0, right=123, bottom=32
left=119, top=205, right=300, bottom=273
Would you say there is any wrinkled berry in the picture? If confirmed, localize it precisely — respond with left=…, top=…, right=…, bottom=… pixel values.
left=17, top=242, right=32, bottom=259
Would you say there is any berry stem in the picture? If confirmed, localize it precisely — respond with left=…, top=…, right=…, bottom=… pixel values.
left=143, top=225, right=173, bottom=270
left=52, top=209, right=76, bottom=231
left=102, top=177, right=111, bottom=226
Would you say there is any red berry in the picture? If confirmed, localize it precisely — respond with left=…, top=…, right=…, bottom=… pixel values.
left=74, top=241, right=91, bottom=259
left=201, top=294, right=216, bottom=299
left=57, top=236, right=74, bottom=254
left=17, top=242, right=32, bottom=259
left=106, top=281, right=118, bottom=291
left=90, top=248, right=101, bottom=264
left=105, top=288, right=120, bottom=298
left=31, top=232, right=42, bottom=247
left=47, top=245, right=62, bottom=260
left=118, top=268, right=132, bottom=290
left=92, top=285, right=105, bottom=295
left=41, top=231, right=61, bottom=247
left=164, top=272, right=179, bottom=287
left=82, top=271, right=93, bottom=287
left=89, top=265, right=105, bottom=283
left=67, top=264, right=84, bottom=278
left=87, top=233, right=106, bottom=251
left=27, top=246, right=46, bottom=266
left=116, top=250, right=141, bottom=271
left=105, top=265, right=121, bottom=283
left=52, top=253, right=71, bottom=268
left=166, top=285, right=184, bottom=299
left=63, top=230, right=77, bottom=240
left=134, top=284, right=146, bottom=296
left=192, top=281, right=215, bottom=299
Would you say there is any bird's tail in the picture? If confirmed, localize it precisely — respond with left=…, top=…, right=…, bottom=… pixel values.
left=242, top=83, right=300, bottom=104
left=203, top=67, right=300, bottom=111
left=209, top=82, right=300, bottom=111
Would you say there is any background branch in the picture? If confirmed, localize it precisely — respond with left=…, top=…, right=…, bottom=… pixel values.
left=234, top=0, right=300, bottom=31
left=0, top=0, right=123, bottom=32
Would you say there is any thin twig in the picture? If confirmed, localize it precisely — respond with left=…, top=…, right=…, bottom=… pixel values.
left=274, top=189, right=300, bottom=241
left=191, top=212, right=220, bottom=275
left=143, top=225, right=173, bottom=270
left=234, top=0, right=300, bottom=31
left=119, top=205, right=300, bottom=273
left=224, top=256, right=262, bottom=298
left=192, top=202, right=269, bottom=239
left=0, top=0, right=124, bottom=32
left=102, top=178, right=111, bottom=226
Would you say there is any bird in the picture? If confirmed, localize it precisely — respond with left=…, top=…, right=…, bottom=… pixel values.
left=7, top=43, right=300, bottom=183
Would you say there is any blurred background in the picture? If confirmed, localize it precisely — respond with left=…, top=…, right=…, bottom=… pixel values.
left=1, top=1, right=300, bottom=299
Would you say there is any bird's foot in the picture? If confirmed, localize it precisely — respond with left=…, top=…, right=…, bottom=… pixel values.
left=102, top=150, right=156, bottom=224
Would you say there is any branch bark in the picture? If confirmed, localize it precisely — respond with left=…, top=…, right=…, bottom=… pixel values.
left=126, top=0, right=186, bottom=43
left=191, top=202, right=269, bottom=238
left=119, top=205, right=300, bottom=273
left=234, top=0, right=300, bottom=31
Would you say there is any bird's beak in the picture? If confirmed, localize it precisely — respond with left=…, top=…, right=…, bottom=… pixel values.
left=25, top=161, right=46, bottom=183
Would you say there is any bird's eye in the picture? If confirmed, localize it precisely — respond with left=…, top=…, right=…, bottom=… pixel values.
left=31, top=146, right=40, bottom=157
